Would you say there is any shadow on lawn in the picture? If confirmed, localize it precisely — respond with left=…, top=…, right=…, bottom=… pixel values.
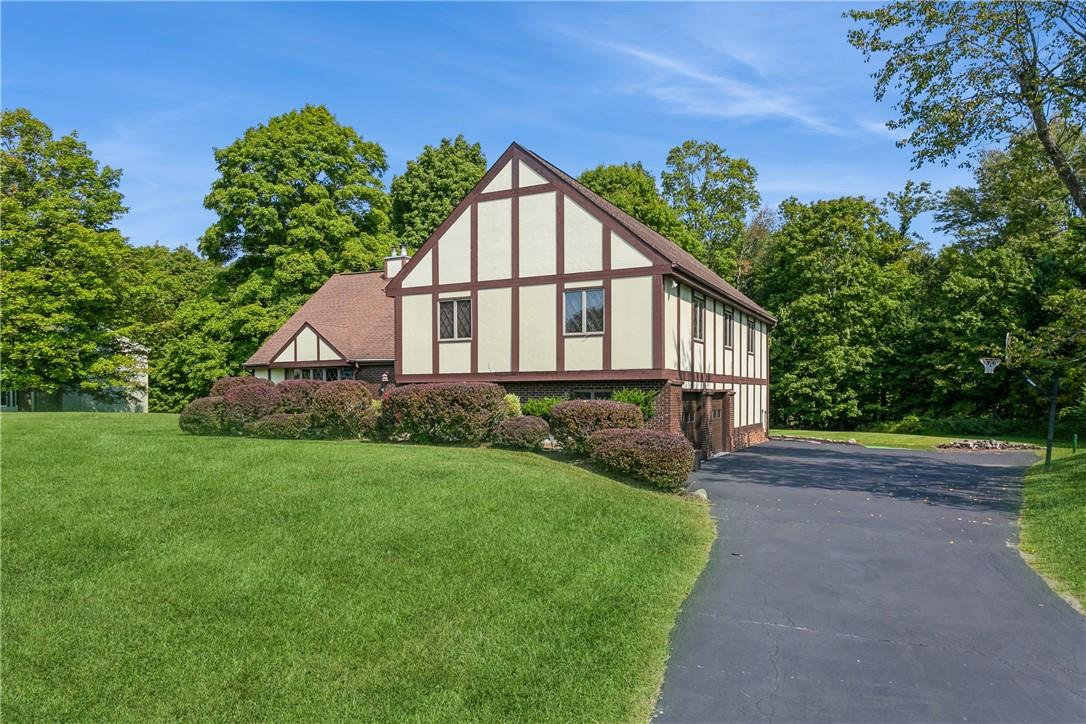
left=698, top=441, right=1035, bottom=514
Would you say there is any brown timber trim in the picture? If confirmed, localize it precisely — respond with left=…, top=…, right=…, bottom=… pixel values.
left=265, top=322, right=348, bottom=367
left=385, top=264, right=666, bottom=297
left=397, top=369, right=671, bottom=384
left=470, top=202, right=479, bottom=373
left=431, top=293, right=439, bottom=374
left=555, top=190, right=565, bottom=372
left=602, top=226, right=612, bottom=371
left=676, top=371, right=768, bottom=385
left=476, top=182, right=554, bottom=202
left=511, top=160, right=520, bottom=373
left=394, top=296, right=403, bottom=378
left=652, top=273, right=664, bottom=370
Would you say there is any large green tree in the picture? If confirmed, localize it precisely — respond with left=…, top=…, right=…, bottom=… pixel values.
left=577, top=162, right=705, bottom=261
left=661, top=140, right=761, bottom=281
left=390, top=135, right=486, bottom=249
left=200, top=104, right=395, bottom=299
left=848, top=2, right=1086, bottom=215
left=1, top=109, right=137, bottom=409
left=753, top=197, right=923, bottom=427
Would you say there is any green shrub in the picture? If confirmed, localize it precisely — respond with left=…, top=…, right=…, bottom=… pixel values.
left=503, top=393, right=522, bottom=417
left=492, top=416, right=550, bottom=449
left=611, top=388, right=657, bottom=421
left=309, top=380, right=376, bottom=439
left=587, top=428, right=694, bottom=491
left=210, top=375, right=274, bottom=398
left=521, top=396, right=568, bottom=422
left=178, top=396, right=226, bottom=435
left=277, top=379, right=323, bottom=413
left=245, top=413, right=312, bottom=439
left=382, top=382, right=508, bottom=444
left=550, top=400, right=642, bottom=453
left=221, top=384, right=281, bottom=433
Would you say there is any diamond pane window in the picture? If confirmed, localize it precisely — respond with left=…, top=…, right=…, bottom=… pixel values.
left=693, top=295, right=706, bottom=340
left=585, top=289, right=604, bottom=333
left=457, top=299, right=472, bottom=339
left=564, top=288, right=604, bottom=335
left=439, top=301, right=455, bottom=339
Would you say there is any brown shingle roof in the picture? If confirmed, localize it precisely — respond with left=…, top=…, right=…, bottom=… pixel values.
left=517, top=144, right=776, bottom=324
left=244, top=271, right=394, bottom=367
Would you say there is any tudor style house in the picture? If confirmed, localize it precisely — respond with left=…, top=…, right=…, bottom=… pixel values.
left=243, top=260, right=403, bottom=384
left=384, top=143, right=775, bottom=453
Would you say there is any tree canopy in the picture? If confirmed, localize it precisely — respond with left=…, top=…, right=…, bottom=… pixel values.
left=1, top=109, right=138, bottom=409
left=848, top=1, right=1086, bottom=215
left=390, top=135, right=486, bottom=250
left=661, top=140, right=761, bottom=281
left=200, top=104, right=395, bottom=298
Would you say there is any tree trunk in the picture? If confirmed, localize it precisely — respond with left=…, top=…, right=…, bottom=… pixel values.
left=16, top=390, right=32, bottom=411
left=1027, top=100, right=1086, bottom=216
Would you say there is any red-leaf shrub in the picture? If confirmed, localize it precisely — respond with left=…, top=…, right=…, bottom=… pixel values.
left=309, top=380, right=376, bottom=438
left=381, top=382, right=508, bottom=444
left=245, top=413, right=312, bottom=439
left=276, top=379, right=323, bottom=413
left=587, top=428, right=694, bottom=491
left=178, top=396, right=226, bottom=435
left=550, top=400, right=642, bottom=453
left=221, top=384, right=282, bottom=432
left=210, top=375, right=274, bottom=398
left=492, top=416, right=550, bottom=450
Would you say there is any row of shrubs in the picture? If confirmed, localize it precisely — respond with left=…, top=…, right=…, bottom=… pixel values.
left=859, top=414, right=1050, bottom=437
left=180, top=378, right=694, bottom=491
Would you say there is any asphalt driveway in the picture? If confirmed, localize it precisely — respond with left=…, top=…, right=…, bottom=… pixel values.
left=654, top=440, right=1085, bottom=724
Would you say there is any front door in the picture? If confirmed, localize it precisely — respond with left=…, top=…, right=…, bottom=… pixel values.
left=711, top=395, right=725, bottom=454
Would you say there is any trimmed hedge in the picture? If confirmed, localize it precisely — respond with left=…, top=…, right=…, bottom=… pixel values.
left=503, top=393, right=522, bottom=417
left=550, top=400, right=642, bottom=453
left=179, top=396, right=226, bottom=435
left=382, top=382, right=508, bottom=444
left=309, top=380, right=376, bottom=439
left=210, top=375, right=274, bottom=398
left=492, top=416, right=550, bottom=450
left=245, top=413, right=312, bottom=439
left=221, top=384, right=281, bottom=432
left=587, top=428, right=694, bottom=491
left=521, top=396, right=567, bottom=422
left=277, top=379, right=323, bottom=413
left=612, top=387, right=657, bottom=421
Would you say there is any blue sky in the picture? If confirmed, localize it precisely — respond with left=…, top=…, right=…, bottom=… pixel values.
left=2, top=2, right=970, bottom=248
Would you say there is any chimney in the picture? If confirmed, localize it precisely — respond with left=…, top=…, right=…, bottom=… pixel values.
left=383, top=245, right=410, bottom=279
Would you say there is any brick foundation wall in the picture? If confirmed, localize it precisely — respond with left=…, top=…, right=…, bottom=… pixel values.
left=352, top=364, right=395, bottom=384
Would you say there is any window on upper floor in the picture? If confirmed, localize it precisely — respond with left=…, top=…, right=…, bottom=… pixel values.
left=723, top=309, right=734, bottom=348
left=439, top=298, right=472, bottom=340
left=747, top=319, right=756, bottom=355
left=564, top=288, right=604, bottom=335
left=692, top=294, right=706, bottom=341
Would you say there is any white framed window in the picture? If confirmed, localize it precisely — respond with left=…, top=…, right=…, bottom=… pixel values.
left=564, top=288, right=604, bottom=335
left=693, top=294, right=706, bottom=341
left=439, top=298, right=472, bottom=341
left=723, top=309, right=734, bottom=348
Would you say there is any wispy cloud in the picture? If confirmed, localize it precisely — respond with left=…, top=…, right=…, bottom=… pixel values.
left=610, top=42, right=842, bottom=133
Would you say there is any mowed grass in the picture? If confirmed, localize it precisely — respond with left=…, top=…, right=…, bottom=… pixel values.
left=1019, top=453, right=1086, bottom=608
left=1, top=413, right=714, bottom=722
left=773, top=428, right=1076, bottom=457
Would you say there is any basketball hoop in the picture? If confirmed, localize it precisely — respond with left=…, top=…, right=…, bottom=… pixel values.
left=980, top=357, right=1002, bottom=374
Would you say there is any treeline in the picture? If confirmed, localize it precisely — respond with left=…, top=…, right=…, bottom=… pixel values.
left=2, top=3, right=1083, bottom=430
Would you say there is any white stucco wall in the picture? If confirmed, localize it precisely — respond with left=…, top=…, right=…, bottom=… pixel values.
left=519, top=191, right=556, bottom=278
left=477, top=198, right=512, bottom=281
left=563, top=196, right=603, bottom=274
left=477, top=287, right=511, bottom=372
left=518, top=284, right=556, bottom=371
left=610, top=275, right=653, bottom=369
left=401, top=294, right=433, bottom=374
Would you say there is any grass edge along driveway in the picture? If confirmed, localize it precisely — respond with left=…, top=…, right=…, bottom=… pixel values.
left=2, top=413, right=714, bottom=722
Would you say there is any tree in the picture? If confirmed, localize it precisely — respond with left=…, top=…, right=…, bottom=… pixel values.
left=1, top=108, right=137, bottom=409
left=848, top=2, right=1086, bottom=215
left=661, top=140, right=761, bottom=280
left=391, top=135, right=486, bottom=249
left=883, top=180, right=935, bottom=237
left=577, top=162, right=705, bottom=261
left=734, top=206, right=777, bottom=295
left=754, top=197, right=923, bottom=427
left=200, top=105, right=395, bottom=299
left=117, top=244, right=218, bottom=411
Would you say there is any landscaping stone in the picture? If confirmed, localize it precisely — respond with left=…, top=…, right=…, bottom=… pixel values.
left=936, top=439, right=1039, bottom=451
left=689, top=488, right=708, bottom=500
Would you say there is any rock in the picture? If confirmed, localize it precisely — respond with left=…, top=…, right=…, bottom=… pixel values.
left=690, top=488, right=709, bottom=501
left=936, top=439, right=1039, bottom=451
left=848, top=438, right=857, bottom=445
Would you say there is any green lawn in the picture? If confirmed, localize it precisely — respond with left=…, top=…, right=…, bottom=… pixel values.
left=1, top=413, right=714, bottom=722
left=772, top=428, right=1076, bottom=457
left=1019, top=453, right=1086, bottom=608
